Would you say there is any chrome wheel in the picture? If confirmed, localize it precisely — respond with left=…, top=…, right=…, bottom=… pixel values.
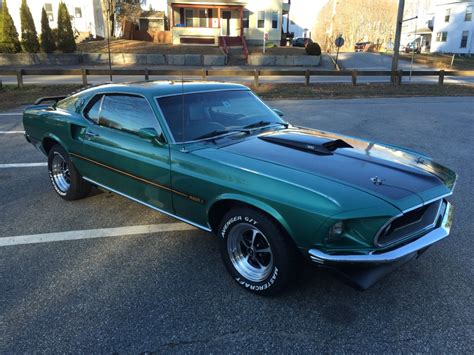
left=227, top=223, right=273, bottom=282
left=51, top=152, right=71, bottom=193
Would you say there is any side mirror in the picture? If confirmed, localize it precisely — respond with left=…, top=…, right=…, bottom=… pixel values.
left=137, top=128, right=166, bottom=145
left=272, top=108, right=284, bottom=117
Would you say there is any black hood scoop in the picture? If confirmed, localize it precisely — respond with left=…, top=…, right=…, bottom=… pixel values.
left=259, top=133, right=353, bottom=155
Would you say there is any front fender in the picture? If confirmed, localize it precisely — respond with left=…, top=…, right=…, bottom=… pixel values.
left=207, top=193, right=295, bottom=239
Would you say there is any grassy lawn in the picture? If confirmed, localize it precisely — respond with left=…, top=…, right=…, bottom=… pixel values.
left=0, top=85, right=81, bottom=111
left=251, top=83, right=474, bottom=99
left=76, top=39, right=223, bottom=55
left=1, top=83, right=473, bottom=111
left=398, top=53, right=474, bottom=70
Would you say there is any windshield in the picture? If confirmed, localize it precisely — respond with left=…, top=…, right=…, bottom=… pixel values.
left=156, top=90, right=284, bottom=142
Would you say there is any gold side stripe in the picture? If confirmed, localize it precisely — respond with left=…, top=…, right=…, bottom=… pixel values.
left=70, top=152, right=204, bottom=204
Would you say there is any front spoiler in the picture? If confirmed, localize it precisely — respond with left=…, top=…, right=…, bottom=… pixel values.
left=309, top=202, right=453, bottom=264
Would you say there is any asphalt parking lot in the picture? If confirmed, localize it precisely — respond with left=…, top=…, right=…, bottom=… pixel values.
left=1, top=96, right=473, bottom=352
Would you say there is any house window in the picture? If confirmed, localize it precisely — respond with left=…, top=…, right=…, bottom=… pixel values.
left=199, top=9, right=207, bottom=27
left=460, top=31, right=469, bottom=48
left=257, top=11, right=265, bottom=28
left=444, top=9, right=451, bottom=22
left=243, top=10, right=249, bottom=28
left=465, top=6, right=473, bottom=21
left=185, top=9, right=193, bottom=27
left=44, top=3, right=54, bottom=22
left=75, top=7, right=82, bottom=18
left=436, top=31, right=448, bottom=42
left=272, top=11, right=278, bottom=29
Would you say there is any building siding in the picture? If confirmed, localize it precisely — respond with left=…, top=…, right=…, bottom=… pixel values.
left=431, top=0, right=474, bottom=53
left=6, top=0, right=106, bottom=39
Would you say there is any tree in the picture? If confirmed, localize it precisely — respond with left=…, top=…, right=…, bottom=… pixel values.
left=40, top=7, right=55, bottom=53
left=0, top=0, right=21, bottom=53
left=56, top=2, right=76, bottom=53
left=313, top=0, right=397, bottom=53
left=20, top=0, right=39, bottom=52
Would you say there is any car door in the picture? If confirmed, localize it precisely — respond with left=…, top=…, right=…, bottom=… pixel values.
left=74, top=93, right=173, bottom=212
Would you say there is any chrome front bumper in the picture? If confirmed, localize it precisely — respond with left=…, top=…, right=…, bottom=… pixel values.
left=309, top=202, right=453, bottom=264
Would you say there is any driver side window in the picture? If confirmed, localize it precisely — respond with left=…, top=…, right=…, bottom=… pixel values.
left=99, top=94, right=162, bottom=136
left=84, top=93, right=163, bottom=138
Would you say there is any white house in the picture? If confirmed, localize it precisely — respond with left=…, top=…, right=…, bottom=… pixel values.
left=431, top=0, right=474, bottom=53
left=2, top=0, right=106, bottom=39
left=281, top=0, right=327, bottom=39
left=168, top=0, right=290, bottom=45
left=401, top=0, right=436, bottom=52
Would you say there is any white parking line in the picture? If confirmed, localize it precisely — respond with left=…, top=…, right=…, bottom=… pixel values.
left=0, top=223, right=197, bottom=247
left=0, top=113, right=22, bottom=116
left=0, top=162, right=47, bottom=168
left=0, top=131, right=25, bottom=134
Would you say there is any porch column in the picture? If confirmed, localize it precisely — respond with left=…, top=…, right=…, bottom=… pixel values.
left=239, top=7, right=243, bottom=37
left=217, top=7, right=221, bottom=28
left=171, top=6, right=175, bottom=27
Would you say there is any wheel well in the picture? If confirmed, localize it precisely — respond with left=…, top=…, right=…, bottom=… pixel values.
left=42, top=137, right=60, bottom=154
left=208, top=199, right=294, bottom=244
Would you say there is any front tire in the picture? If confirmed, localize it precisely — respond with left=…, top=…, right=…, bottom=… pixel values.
left=48, top=145, right=91, bottom=200
left=217, top=208, right=296, bottom=296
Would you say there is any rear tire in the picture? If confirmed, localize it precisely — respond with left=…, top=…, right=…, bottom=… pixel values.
left=217, top=208, right=297, bottom=296
left=48, top=144, right=91, bottom=200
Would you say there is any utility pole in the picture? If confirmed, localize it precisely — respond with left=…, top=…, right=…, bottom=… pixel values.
left=391, top=0, right=406, bottom=81
left=329, top=0, right=337, bottom=47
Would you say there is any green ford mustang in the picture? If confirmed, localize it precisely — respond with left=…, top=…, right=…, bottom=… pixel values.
left=23, top=81, right=457, bottom=295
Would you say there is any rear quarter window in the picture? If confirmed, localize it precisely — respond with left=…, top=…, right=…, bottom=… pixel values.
left=56, top=95, right=83, bottom=113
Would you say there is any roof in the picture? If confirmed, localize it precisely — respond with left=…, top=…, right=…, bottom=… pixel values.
left=78, top=81, right=249, bottom=98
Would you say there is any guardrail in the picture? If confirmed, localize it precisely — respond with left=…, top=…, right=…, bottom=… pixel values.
left=1, top=68, right=473, bottom=88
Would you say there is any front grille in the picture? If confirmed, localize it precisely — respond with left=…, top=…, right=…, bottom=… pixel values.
left=376, top=199, right=444, bottom=246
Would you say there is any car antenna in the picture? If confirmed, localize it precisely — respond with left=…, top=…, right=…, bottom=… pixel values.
left=181, top=70, right=186, bottom=152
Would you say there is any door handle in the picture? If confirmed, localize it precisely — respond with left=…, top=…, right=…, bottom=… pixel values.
left=84, top=130, right=99, bottom=138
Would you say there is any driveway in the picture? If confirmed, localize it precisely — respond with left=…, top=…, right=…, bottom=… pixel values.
left=0, top=97, right=473, bottom=352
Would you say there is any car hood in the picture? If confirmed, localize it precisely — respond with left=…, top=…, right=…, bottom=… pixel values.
left=210, top=128, right=456, bottom=212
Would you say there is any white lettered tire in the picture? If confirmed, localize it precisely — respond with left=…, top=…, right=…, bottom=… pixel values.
left=48, top=145, right=91, bottom=201
left=218, top=208, right=296, bottom=296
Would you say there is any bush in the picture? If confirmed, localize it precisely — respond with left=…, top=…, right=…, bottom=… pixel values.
left=20, top=0, right=40, bottom=52
left=305, top=42, right=321, bottom=56
left=40, top=7, right=56, bottom=53
left=56, top=2, right=76, bottom=53
left=0, top=0, right=21, bottom=53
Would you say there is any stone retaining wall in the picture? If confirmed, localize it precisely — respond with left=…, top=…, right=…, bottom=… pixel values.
left=0, top=53, right=226, bottom=66
left=248, top=55, right=321, bottom=66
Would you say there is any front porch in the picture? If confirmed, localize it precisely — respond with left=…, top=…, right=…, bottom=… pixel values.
left=170, top=2, right=245, bottom=45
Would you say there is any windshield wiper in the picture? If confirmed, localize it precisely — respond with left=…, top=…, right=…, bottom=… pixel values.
left=243, top=121, right=288, bottom=130
left=194, top=129, right=244, bottom=141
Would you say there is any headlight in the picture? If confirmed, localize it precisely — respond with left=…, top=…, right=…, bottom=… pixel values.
left=328, top=221, right=344, bottom=239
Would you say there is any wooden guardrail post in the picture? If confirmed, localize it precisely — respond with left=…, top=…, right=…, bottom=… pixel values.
left=397, top=70, right=403, bottom=85
left=438, top=70, right=445, bottom=85
left=201, top=68, right=207, bottom=80
left=81, top=68, right=88, bottom=86
left=16, top=69, right=24, bottom=88
left=351, top=70, right=357, bottom=86
left=254, top=69, right=259, bottom=87
left=304, top=69, right=310, bottom=86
